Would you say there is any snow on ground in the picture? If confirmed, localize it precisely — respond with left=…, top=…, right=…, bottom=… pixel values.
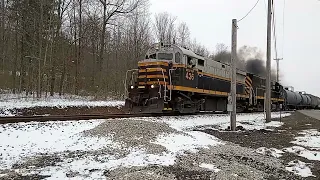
left=0, top=92, right=124, bottom=116
left=0, top=112, right=295, bottom=179
left=36, top=148, right=176, bottom=179
left=154, top=112, right=291, bottom=131
left=199, top=163, right=221, bottom=172
left=0, top=120, right=119, bottom=169
left=153, top=131, right=223, bottom=154
left=281, top=129, right=320, bottom=162
left=285, top=160, right=315, bottom=178
left=283, top=146, right=320, bottom=161
left=291, top=129, right=320, bottom=150
left=255, top=147, right=284, bottom=158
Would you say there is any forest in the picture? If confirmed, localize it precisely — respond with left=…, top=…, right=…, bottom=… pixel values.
left=0, top=0, right=275, bottom=99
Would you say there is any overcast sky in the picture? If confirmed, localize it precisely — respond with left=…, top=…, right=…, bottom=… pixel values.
left=149, top=0, right=320, bottom=96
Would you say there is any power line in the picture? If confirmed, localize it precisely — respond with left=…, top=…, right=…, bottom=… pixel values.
left=282, top=0, right=286, bottom=58
left=238, top=0, right=261, bottom=22
left=272, top=0, right=278, bottom=58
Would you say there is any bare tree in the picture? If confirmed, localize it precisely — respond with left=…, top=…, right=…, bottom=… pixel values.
left=154, top=12, right=176, bottom=44
left=213, top=43, right=231, bottom=64
left=177, top=22, right=190, bottom=47
left=188, top=38, right=209, bottom=57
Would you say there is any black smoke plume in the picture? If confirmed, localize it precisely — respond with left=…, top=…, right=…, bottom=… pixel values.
left=245, top=59, right=266, bottom=77
left=212, top=45, right=279, bottom=81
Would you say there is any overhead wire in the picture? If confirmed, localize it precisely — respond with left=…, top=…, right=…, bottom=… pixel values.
left=282, top=0, right=286, bottom=58
left=272, top=0, right=278, bottom=59
left=238, top=0, right=261, bottom=23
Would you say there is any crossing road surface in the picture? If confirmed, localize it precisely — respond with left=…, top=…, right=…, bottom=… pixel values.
left=298, top=110, right=320, bottom=121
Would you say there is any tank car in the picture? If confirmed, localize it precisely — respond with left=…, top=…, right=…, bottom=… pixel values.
left=124, top=43, right=285, bottom=114
left=305, top=94, right=320, bottom=109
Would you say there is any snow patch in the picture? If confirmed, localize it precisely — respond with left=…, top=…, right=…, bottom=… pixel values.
left=285, top=160, right=315, bottom=178
left=155, top=112, right=291, bottom=131
left=0, top=120, right=118, bottom=169
left=35, top=148, right=175, bottom=179
left=291, top=129, right=320, bottom=150
left=199, top=163, right=221, bottom=172
left=283, top=146, right=320, bottom=161
left=255, top=147, right=284, bottom=158
left=153, top=131, right=223, bottom=154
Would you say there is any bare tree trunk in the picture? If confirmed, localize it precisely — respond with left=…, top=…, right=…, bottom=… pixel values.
left=96, top=1, right=107, bottom=94
left=91, top=39, right=96, bottom=92
left=49, top=37, right=55, bottom=96
left=0, top=0, right=4, bottom=73
left=37, top=0, right=44, bottom=98
left=13, top=20, right=18, bottom=94
left=75, top=0, right=82, bottom=95
left=59, top=55, right=66, bottom=96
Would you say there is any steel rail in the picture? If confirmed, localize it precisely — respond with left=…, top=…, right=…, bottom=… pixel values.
left=0, top=110, right=294, bottom=124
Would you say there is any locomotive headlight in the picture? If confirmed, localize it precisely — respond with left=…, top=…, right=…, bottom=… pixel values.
left=151, top=84, right=155, bottom=89
left=130, top=85, right=134, bottom=89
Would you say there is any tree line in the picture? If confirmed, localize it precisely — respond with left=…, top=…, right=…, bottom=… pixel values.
left=0, top=0, right=275, bottom=99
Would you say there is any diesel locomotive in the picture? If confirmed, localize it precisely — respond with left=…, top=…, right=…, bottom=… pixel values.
left=124, top=43, right=319, bottom=114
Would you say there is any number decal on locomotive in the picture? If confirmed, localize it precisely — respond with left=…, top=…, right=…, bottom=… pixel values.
left=185, top=69, right=194, bottom=80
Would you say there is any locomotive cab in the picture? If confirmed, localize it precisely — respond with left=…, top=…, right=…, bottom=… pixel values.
left=124, top=43, right=204, bottom=114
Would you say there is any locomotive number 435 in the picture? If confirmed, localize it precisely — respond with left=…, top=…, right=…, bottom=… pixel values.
left=185, top=69, right=195, bottom=80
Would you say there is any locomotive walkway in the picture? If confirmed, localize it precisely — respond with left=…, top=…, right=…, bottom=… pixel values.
left=298, top=110, right=320, bottom=121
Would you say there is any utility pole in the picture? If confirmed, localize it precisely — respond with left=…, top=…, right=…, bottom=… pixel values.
left=229, top=19, right=237, bottom=131
left=266, top=0, right=273, bottom=123
left=274, top=58, right=283, bottom=82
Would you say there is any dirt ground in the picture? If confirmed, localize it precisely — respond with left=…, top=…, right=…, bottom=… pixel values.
left=1, top=111, right=319, bottom=180
left=195, top=111, right=320, bottom=179
left=4, top=106, right=124, bottom=116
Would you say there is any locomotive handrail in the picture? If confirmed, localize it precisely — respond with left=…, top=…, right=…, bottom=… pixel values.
left=157, top=79, right=162, bottom=98
left=169, top=68, right=176, bottom=101
left=161, top=68, right=167, bottom=101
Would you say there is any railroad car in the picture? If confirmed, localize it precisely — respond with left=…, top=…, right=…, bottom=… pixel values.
left=124, top=43, right=287, bottom=114
left=305, top=94, right=320, bottom=109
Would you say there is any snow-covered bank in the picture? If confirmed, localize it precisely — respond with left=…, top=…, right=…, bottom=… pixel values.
left=0, top=93, right=124, bottom=116
left=0, top=93, right=124, bottom=109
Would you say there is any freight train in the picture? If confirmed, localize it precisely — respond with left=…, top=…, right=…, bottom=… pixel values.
left=124, top=43, right=320, bottom=114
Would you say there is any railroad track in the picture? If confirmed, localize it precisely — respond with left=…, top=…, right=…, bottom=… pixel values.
left=0, top=110, right=294, bottom=124
left=0, top=113, right=164, bottom=124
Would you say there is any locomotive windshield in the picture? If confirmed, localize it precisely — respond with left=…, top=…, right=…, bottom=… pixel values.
left=157, top=53, right=173, bottom=60
left=146, top=52, right=173, bottom=61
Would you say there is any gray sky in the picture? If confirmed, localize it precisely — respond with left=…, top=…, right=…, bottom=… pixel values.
left=149, top=0, right=320, bottom=96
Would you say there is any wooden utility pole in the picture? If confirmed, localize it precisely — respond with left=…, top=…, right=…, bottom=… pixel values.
left=266, top=0, right=273, bottom=122
left=274, top=58, right=283, bottom=82
left=229, top=19, right=237, bottom=131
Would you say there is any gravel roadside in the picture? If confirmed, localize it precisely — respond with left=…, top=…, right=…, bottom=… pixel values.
left=195, top=111, right=320, bottom=179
